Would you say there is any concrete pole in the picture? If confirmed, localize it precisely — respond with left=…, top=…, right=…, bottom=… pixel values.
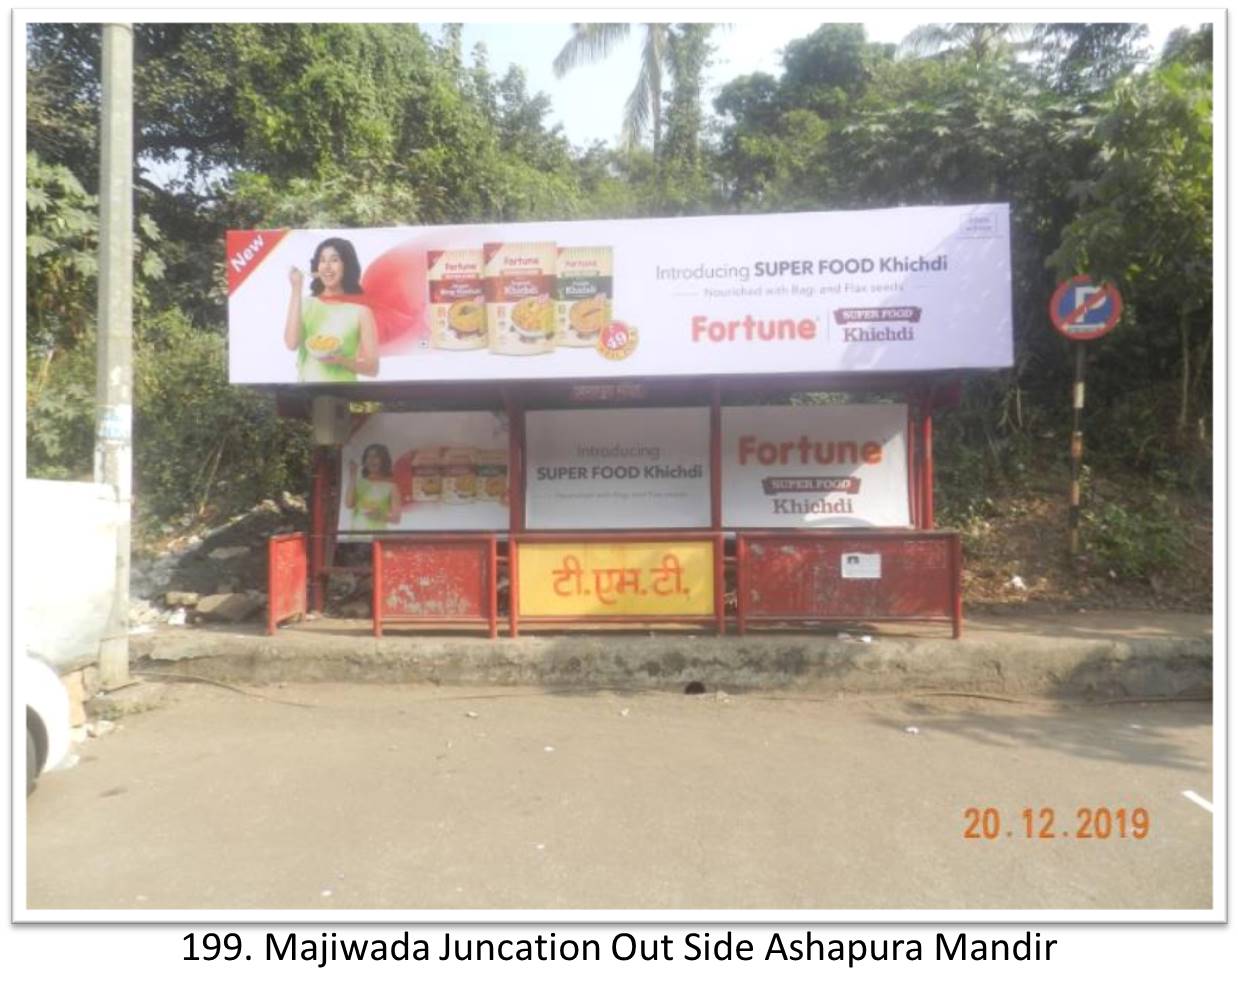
left=94, top=23, right=134, bottom=688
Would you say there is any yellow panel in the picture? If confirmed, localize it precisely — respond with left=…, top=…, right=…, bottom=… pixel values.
left=518, top=541, right=715, bottom=617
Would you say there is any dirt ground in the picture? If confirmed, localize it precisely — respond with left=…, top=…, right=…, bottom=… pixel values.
left=25, top=684, right=1213, bottom=912
left=950, top=476, right=1212, bottom=615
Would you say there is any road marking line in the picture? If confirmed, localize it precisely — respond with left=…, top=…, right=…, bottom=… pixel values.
left=1182, top=790, right=1213, bottom=813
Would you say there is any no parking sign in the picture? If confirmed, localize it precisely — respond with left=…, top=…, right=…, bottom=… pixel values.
left=1049, top=274, right=1123, bottom=559
left=1049, top=275, right=1123, bottom=340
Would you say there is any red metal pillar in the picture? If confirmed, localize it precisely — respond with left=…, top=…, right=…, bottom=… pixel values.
left=308, top=446, right=330, bottom=613
left=921, top=400, right=935, bottom=530
left=710, top=380, right=722, bottom=529
left=506, top=391, right=523, bottom=637
left=907, top=401, right=920, bottom=529
left=488, top=534, right=498, bottom=640
left=505, top=390, right=523, bottom=535
left=735, top=534, right=748, bottom=636
left=509, top=536, right=520, bottom=638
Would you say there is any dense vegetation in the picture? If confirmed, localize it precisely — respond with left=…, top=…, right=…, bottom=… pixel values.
left=25, top=22, right=1212, bottom=583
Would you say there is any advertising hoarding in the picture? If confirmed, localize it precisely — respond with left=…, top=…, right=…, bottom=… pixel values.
left=524, top=408, right=710, bottom=529
left=228, top=203, right=1012, bottom=385
left=337, top=411, right=508, bottom=537
left=721, top=405, right=911, bottom=528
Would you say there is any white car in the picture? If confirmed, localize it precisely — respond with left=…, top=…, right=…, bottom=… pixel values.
left=23, top=654, right=71, bottom=794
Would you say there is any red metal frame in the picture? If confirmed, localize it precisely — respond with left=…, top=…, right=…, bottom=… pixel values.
left=510, top=531, right=725, bottom=635
left=308, top=447, right=330, bottom=613
left=510, top=532, right=521, bottom=637
left=506, top=389, right=525, bottom=534
left=906, top=401, right=920, bottom=528
left=371, top=534, right=498, bottom=638
left=267, top=532, right=308, bottom=634
left=736, top=529, right=962, bottom=638
left=736, top=531, right=749, bottom=633
left=372, top=541, right=382, bottom=637
left=918, top=387, right=935, bottom=529
left=298, top=378, right=951, bottom=640
left=710, top=380, right=722, bottom=529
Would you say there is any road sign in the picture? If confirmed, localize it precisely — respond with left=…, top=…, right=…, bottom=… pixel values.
left=1049, top=275, right=1123, bottom=340
left=1048, top=275, right=1122, bottom=561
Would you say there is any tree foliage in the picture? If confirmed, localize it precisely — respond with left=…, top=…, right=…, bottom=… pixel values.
left=25, top=20, right=1215, bottom=537
left=553, top=23, right=670, bottom=153
left=1049, top=55, right=1212, bottom=446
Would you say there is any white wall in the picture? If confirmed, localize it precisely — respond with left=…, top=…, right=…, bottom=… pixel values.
left=22, top=480, right=120, bottom=665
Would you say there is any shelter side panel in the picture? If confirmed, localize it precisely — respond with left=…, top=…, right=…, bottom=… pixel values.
left=268, top=533, right=308, bottom=625
left=745, top=535, right=953, bottom=619
left=379, top=541, right=490, bottom=619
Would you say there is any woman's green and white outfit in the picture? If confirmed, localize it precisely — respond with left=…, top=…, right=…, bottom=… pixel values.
left=353, top=477, right=398, bottom=530
left=297, top=296, right=368, bottom=383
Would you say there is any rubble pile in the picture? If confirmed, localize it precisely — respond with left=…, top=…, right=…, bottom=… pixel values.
left=130, top=493, right=307, bottom=630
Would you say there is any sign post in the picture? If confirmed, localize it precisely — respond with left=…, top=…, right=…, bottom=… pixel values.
left=1048, top=275, right=1123, bottom=560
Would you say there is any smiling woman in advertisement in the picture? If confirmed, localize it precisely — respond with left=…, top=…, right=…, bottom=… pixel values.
left=284, top=237, right=379, bottom=382
left=345, top=443, right=401, bottom=530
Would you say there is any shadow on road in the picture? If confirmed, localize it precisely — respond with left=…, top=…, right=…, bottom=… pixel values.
left=866, top=698, right=1210, bottom=772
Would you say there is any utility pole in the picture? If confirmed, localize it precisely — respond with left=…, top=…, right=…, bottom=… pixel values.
left=95, top=23, right=134, bottom=688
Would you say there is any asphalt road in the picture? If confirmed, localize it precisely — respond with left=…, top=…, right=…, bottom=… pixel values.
left=24, top=683, right=1213, bottom=911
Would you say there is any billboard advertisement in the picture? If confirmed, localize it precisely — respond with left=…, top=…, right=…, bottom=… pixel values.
left=721, top=405, right=911, bottom=528
left=227, top=203, right=1012, bottom=385
left=524, top=408, right=710, bottom=529
left=337, top=411, right=509, bottom=538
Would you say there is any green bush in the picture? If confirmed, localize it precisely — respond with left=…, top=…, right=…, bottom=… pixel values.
left=26, top=337, right=97, bottom=480
left=133, top=308, right=311, bottom=522
left=1081, top=492, right=1188, bottom=580
left=26, top=307, right=311, bottom=530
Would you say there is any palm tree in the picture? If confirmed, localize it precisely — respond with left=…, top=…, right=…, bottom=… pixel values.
left=898, top=23, right=1032, bottom=62
left=553, top=24, right=670, bottom=154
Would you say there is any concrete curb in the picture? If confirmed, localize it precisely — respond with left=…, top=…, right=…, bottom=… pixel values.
left=129, top=622, right=1213, bottom=700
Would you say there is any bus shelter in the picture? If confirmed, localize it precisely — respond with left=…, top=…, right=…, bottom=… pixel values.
left=228, top=204, right=1012, bottom=639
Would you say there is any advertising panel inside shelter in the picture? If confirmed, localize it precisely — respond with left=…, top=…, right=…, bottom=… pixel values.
left=722, top=405, right=911, bottom=528
left=524, top=408, right=711, bottom=529
left=228, top=203, right=1013, bottom=384
left=337, top=411, right=509, bottom=538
